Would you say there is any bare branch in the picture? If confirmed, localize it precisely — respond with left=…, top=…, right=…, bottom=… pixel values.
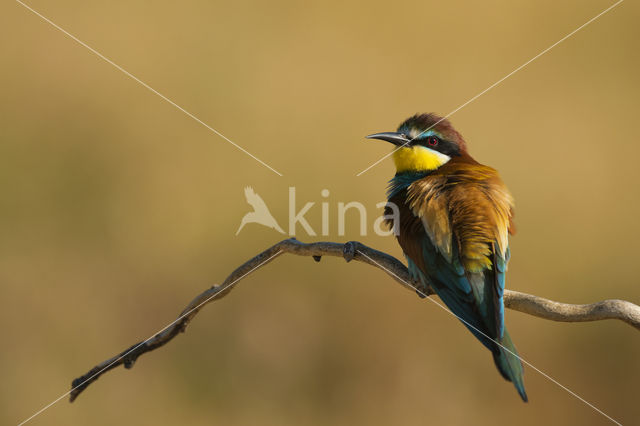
left=70, top=238, right=640, bottom=402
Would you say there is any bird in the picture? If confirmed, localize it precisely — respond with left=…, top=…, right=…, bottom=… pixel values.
left=366, top=113, right=527, bottom=401
left=236, top=186, right=285, bottom=235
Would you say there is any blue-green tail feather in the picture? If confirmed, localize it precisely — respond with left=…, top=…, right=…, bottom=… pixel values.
left=407, top=245, right=528, bottom=402
left=493, top=329, right=528, bottom=402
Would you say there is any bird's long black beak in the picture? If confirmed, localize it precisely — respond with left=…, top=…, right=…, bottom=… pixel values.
left=365, top=132, right=410, bottom=146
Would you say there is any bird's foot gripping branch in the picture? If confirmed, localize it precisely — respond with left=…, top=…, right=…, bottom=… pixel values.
left=69, top=238, right=640, bottom=402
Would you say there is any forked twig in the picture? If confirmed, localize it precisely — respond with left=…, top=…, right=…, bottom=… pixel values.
left=70, top=238, right=640, bottom=402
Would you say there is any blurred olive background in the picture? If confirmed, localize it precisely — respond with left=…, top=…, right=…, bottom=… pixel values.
left=2, top=0, right=639, bottom=424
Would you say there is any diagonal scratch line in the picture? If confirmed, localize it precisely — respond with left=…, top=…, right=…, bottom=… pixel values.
left=17, top=250, right=283, bottom=426
left=357, top=0, right=624, bottom=176
left=16, top=0, right=283, bottom=176
left=357, top=250, right=622, bottom=425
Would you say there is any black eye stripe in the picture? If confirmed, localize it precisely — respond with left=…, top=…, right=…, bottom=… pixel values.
left=412, top=135, right=440, bottom=147
left=413, top=136, right=460, bottom=157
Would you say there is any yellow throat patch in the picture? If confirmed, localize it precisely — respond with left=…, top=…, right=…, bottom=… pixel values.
left=393, top=146, right=451, bottom=173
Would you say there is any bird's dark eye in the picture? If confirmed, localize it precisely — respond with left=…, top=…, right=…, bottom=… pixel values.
left=427, top=136, right=439, bottom=147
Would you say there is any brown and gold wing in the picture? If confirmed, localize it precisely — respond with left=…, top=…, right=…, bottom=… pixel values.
left=406, top=162, right=514, bottom=273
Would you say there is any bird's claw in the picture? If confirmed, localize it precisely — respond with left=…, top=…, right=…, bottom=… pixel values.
left=343, top=241, right=357, bottom=263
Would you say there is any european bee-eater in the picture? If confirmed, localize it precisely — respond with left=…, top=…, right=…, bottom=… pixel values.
left=367, top=113, right=527, bottom=401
